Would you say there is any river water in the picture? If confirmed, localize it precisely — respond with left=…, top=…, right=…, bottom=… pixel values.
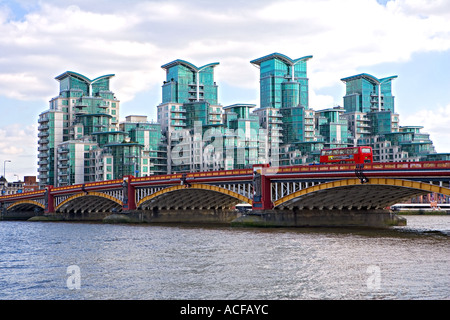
left=0, top=215, right=448, bottom=300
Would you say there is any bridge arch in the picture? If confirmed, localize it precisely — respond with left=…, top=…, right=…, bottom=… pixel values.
left=137, top=183, right=252, bottom=210
left=274, top=178, right=450, bottom=210
left=55, top=191, right=123, bottom=213
left=7, top=200, right=45, bottom=211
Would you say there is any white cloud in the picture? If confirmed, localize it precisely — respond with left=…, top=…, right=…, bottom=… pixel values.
left=0, top=124, right=38, bottom=179
left=0, top=0, right=449, bottom=178
left=402, top=104, right=450, bottom=153
left=0, top=0, right=449, bottom=106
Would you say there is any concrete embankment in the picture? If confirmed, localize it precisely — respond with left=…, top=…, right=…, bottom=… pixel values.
left=231, top=209, right=407, bottom=228
left=4, top=208, right=406, bottom=228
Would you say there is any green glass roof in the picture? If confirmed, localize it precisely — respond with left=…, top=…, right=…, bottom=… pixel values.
left=250, top=52, right=313, bottom=67
left=340, top=73, right=398, bottom=85
left=55, top=71, right=115, bottom=84
left=161, top=60, right=219, bottom=72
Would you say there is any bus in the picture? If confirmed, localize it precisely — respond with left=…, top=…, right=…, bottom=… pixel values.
left=319, top=146, right=373, bottom=164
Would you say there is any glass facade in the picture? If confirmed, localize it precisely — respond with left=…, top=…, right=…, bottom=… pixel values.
left=251, top=53, right=312, bottom=110
left=37, top=59, right=439, bottom=187
left=161, top=60, right=219, bottom=105
left=341, top=73, right=397, bottom=113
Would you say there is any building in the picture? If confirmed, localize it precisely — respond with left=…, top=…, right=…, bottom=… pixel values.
left=38, top=71, right=166, bottom=187
left=222, top=104, right=261, bottom=169
left=341, top=73, right=397, bottom=113
left=315, top=106, right=350, bottom=149
left=341, top=73, right=436, bottom=162
left=157, top=59, right=224, bottom=173
left=1, top=176, right=39, bottom=195
left=158, top=59, right=265, bottom=173
left=250, top=53, right=313, bottom=144
left=250, top=53, right=315, bottom=165
left=36, top=57, right=441, bottom=187
left=120, top=116, right=167, bottom=176
left=37, top=71, right=120, bottom=187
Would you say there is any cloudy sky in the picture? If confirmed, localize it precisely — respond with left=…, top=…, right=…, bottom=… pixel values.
left=0, top=0, right=449, bottom=180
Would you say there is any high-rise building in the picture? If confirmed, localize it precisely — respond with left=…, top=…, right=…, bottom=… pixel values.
left=37, top=57, right=442, bottom=188
left=315, top=106, right=350, bottom=149
left=37, top=71, right=120, bottom=187
left=157, top=59, right=224, bottom=173
left=38, top=72, right=166, bottom=187
left=341, top=73, right=436, bottom=161
left=341, top=73, right=397, bottom=113
left=251, top=53, right=314, bottom=149
left=250, top=53, right=312, bottom=110
left=158, top=59, right=263, bottom=173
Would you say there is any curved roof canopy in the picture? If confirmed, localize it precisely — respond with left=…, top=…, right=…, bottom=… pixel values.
left=161, top=59, right=220, bottom=72
left=55, top=71, right=115, bottom=84
left=250, top=52, right=313, bottom=67
left=340, top=73, right=398, bottom=85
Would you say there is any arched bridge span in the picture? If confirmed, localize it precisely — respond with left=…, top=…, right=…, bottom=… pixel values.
left=137, top=184, right=252, bottom=210
left=274, top=178, right=450, bottom=210
left=55, top=191, right=123, bottom=213
left=7, top=200, right=45, bottom=211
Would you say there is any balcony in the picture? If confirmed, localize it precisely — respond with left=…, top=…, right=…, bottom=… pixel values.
left=38, top=124, right=49, bottom=131
left=170, top=122, right=186, bottom=127
left=268, top=119, right=283, bottom=124
left=269, top=112, right=283, bottom=118
left=38, top=131, right=49, bottom=137
left=38, top=146, right=49, bottom=152
left=38, top=117, right=49, bottom=123
left=171, top=108, right=186, bottom=113
left=170, top=115, right=186, bottom=120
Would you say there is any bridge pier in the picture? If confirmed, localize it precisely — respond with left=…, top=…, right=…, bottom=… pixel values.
left=231, top=209, right=407, bottom=228
left=44, top=186, right=54, bottom=214
left=122, top=176, right=136, bottom=212
left=252, top=164, right=273, bottom=211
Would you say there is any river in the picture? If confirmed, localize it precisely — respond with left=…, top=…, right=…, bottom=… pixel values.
left=0, top=215, right=448, bottom=300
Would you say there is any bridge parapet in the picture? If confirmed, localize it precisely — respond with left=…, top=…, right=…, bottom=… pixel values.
left=0, top=161, right=449, bottom=220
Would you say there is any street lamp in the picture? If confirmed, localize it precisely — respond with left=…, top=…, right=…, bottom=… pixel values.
left=3, top=160, right=11, bottom=180
left=2, top=160, right=11, bottom=195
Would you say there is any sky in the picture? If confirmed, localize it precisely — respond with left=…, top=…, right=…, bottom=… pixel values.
left=0, top=0, right=449, bottom=180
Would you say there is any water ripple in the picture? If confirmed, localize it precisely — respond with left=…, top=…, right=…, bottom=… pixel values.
left=0, top=216, right=449, bottom=300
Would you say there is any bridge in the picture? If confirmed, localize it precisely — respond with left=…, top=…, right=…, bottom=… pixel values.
left=1, top=161, right=449, bottom=227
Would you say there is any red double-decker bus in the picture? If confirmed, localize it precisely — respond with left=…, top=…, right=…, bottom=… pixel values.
left=319, top=146, right=373, bottom=164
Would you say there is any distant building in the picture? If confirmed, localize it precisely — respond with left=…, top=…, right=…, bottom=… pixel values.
left=1, top=176, right=38, bottom=195
left=37, top=72, right=166, bottom=187
left=341, top=73, right=397, bottom=113
left=36, top=57, right=441, bottom=187
left=341, top=72, right=436, bottom=161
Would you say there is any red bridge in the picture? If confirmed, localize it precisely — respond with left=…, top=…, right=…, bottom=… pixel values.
left=1, top=161, right=449, bottom=226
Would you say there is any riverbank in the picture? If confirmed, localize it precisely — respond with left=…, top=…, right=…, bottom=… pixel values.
left=21, top=208, right=408, bottom=228
left=397, top=210, right=450, bottom=215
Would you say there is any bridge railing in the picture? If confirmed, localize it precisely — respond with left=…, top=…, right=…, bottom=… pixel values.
left=0, top=189, right=46, bottom=202
left=1, top=161, right=448, bottom=208
left=268, top=161, right=450, bottom=175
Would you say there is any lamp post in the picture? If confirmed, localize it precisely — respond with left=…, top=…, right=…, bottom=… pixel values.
left=3, top=160, right=11, bottom=180
left=2, top=160, right=11, bottom=195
